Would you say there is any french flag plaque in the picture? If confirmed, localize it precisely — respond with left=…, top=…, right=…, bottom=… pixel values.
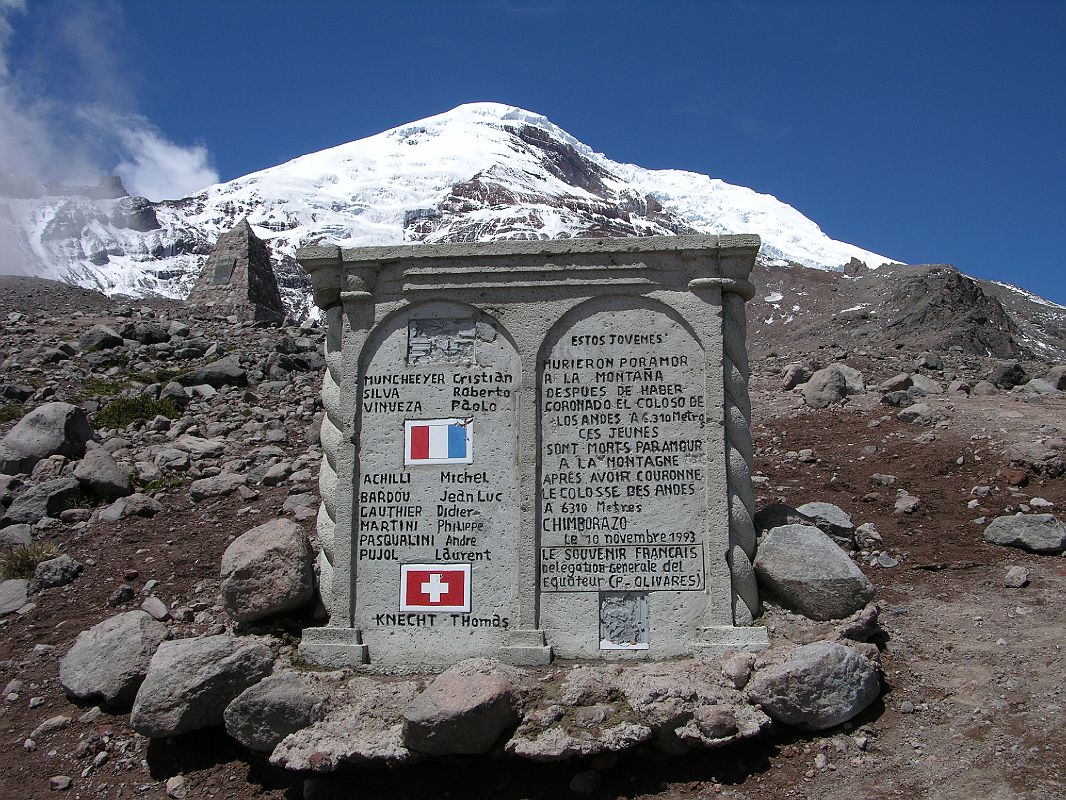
left=399, top=564, right=471, bottom=612
left=404, top=418, right=473, bottom=465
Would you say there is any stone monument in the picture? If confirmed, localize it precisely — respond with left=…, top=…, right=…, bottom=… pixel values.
left=296, top=235, right=768, bottom=668
left=188, top=218, right=286, bottom=324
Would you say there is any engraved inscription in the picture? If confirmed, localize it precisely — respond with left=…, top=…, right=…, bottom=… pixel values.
left=539, top=309, right=707, bottom=593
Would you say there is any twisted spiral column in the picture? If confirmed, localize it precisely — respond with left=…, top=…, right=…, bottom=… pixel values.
left=315, top=306, right=345, bottom=618
left=722, top=288, right=759, bottom=626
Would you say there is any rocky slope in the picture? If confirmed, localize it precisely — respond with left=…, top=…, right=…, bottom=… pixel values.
left=0, top=278, right=1063, bottom=798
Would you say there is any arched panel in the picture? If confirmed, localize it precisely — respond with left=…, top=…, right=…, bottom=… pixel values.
left=353, top=300, right=522, bottom=664
left=537, top=295, right=711, bottom=658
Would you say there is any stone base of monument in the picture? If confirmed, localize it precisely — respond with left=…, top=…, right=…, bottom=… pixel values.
left=689, top=625, right=771, bottom=656
left=497, top=629, right=553, bottom=667
left=297, top=627, right=368, bottom=667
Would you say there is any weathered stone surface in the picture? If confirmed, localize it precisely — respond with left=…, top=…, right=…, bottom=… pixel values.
left=0, top=579, right=28, bottom=616
left=506, top=721, right=653, bottom=761
left=190, top=472, right=246, bottom=501
left=73, top=448, right=132, bottom=501
left=989, top=361, right=1027, bottom=389
left=0, top=402, right=95, bottom=475
left=983, top=514, right=1066, bottom=554
left=219, top=518, right=314, bottom=622
left=271, top=677, right=421, bottom=771
left=0, top=523, right=32, bottom=550
left=1046, top=365, right=1066, bottom=390
left=801, top=367, right=848, bottom=408
left=781, top=363, right=810, bottom=390
left=915, top=352, right=943, bottom=371
left=753, top=502, right=816, bottom=535
left=59, top=610, right=168, bottom=708
left=130, top=635, right=274, bottom=738
left=971, top=380, right=997, bottom=396
left=754, top=525, right=875, bottom=620
left=177, top=357, right=248, bottom=389
left=746, top=642, right=881, bottom=730
left=879, top=373, right=912, bottom=392
left=98, top=492, right=162, bottom=521
left=909, top=374, right=943, bottom=395
left=403, top=658, right=523, bottom=755
left=29, top=554, right=83, bottom=593
left=4, top=476, right=84, bottom=527
left=896, top=402, right=943, bottom=426
left=78, top=325, right=123, bottom=351
left=795, top=502, right=855, bottom=548
left=224, top=672, right=325, bottom=752
left=1005, top=441, right=1064, bottom=478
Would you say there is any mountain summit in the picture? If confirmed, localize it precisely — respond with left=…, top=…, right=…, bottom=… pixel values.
left=2, top=102, right=893, bottom=306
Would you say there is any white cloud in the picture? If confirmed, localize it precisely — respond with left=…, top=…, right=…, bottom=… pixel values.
left=82, top=108, right=219, bottom=200
left=0, top=1, right=218, bottom=201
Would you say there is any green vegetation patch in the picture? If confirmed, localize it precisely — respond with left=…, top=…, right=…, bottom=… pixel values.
left=0, top=542, right=60, bottom=580
left=93, top=396, right=180, bottom=429
left=0, top=403, right=24, bottom=424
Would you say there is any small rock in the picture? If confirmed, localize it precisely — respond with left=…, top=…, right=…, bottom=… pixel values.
left=219, top=518, right=314, bottom=622
left=29, top=554, right=82, bottom=594
left=30, top=715, right=71, bottom=739
left=49, top=775, right=73, bottom=791
left=1004, top=566, right=1029, bottom=588
left=165, top=775, right=187, bottom=800
left=141, top=596, right=170, bottom=621
left=894, top=490, right=921, bottom=515
left=0, top=579, right=29, bottom=617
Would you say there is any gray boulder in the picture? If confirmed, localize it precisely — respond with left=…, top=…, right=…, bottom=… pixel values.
left=989, top=361, right=1027, bottom=389
left=224, top=672, right=325, bottom=752
left=781, top=363, right=811, bottom=390
left=1046, top=365, right=1066, bottom=390
left=120, top=321, right=169, bottom=345
left=915, top=352, right=943, bottom=371
left=0, top=402, right=95, bottom=475
left=909, top=374, right=943, bottom=395
left=1022, top=378, right=1058, bottom=395
left=971, top=380, right=997, bottom=396
left=190, top=472, right=246, bottom=500
left=219, top=518, right=314, bottom=622
left=0, top=579, right=28, bottom=616
left=98, top=492, right=162, bottom=521
left=896, top=402, right=942, bottom=425
left=177, top=358, right=248, bottom=389
left=0, top=523, right=32, bottom=550
left=747, top=642, right=881, bottom=731
left=801, top=367, right=847, bottom=409
left=130, top=635, right=274, bottom=738
left=795, top=502, right=855, bottom=549
left=879, top=373, right=912, bottom=392
left=2, top=476, right=83, bottom=526
left=78, top=325, right=123, bottom=352
left=59, top=610, right=168, bottom=708
left=29, top=554, right=82, bottom=593
left=73, top=448, right=132, bottom=501
left=403, top=658, right=522, bottom=756
left=983, top=514, right=1066, bottom=555
left=754, top=525, right=875, bottom=620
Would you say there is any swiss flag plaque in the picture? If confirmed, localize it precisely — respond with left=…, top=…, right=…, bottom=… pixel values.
left=399, top=564, right=471, bottom=613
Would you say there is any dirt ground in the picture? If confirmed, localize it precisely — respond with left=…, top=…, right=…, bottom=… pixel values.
left=1, top=357, right=1064, bottom=799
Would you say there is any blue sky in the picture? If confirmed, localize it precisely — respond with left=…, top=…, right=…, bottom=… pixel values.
left=3, top=1, right=1064, bottom=303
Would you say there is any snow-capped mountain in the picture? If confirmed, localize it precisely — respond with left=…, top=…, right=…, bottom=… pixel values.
left=0, top=102, right=895, bottom=312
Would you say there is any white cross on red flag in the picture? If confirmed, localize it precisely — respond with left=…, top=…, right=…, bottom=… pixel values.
left=399, top=564, right=471, bottom=612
